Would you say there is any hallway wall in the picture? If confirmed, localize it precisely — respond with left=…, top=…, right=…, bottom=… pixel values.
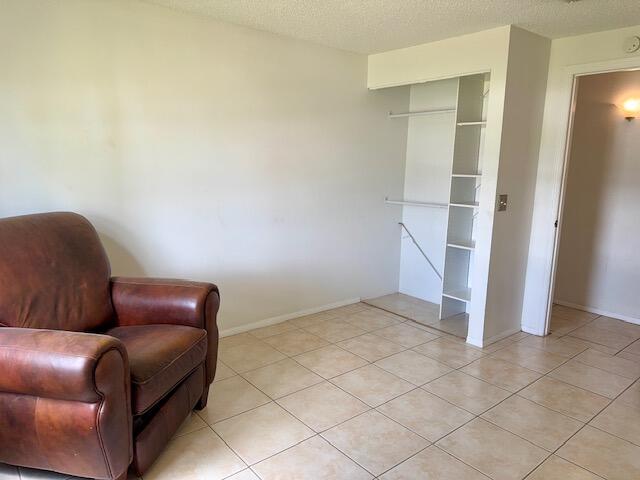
left=554, top=71, right=640, bottom=323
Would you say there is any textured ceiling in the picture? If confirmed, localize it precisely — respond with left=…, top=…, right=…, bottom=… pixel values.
left=143, top=0, right=640, bottom=54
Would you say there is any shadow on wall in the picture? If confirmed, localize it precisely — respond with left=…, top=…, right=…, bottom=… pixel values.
left=557, top=76, right=615, bottom=304
left=92, top=216, right=146, bottom=277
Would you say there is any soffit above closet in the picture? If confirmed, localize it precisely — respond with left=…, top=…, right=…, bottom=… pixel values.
left=142, top=0, right=640, bottom=54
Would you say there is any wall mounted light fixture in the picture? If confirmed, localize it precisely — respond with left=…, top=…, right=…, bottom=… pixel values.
left=621, top=98, right=640, bottom=121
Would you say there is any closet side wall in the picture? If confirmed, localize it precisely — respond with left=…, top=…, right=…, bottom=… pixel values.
left=554, top=71, right=640, bottom=323
left=481, top=27, right=551, bottom=342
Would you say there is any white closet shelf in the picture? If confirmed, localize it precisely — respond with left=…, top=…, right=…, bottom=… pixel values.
left=457, top=121, right=486, bottom=126
left=452, top=173, right=482, bottom=178
left=389, top=108, right=456, bottom=118
left=385, top=198, right=448, bottom=209
left=442, top=286, right=472, bottom=303
left=447, top=240, right=475, bottom=251
left=449, top=201, right=479, bottom=208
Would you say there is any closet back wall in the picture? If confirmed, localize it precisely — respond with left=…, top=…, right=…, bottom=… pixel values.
left=554, top=71, right=640, bottom=323
left=398, top=79, right=458, bottom=304
left=0, top=0, right=409, bottom=333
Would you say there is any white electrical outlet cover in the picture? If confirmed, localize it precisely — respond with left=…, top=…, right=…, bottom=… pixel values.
left=624, top=36, right=640, bottom=53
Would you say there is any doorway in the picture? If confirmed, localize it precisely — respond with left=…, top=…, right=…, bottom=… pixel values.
left=547, top=69, right=640, bottom=346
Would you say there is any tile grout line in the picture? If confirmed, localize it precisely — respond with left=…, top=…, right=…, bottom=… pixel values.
left=214, top=320, right=394, bottom=475
left=213, top=303, right=639, bottom=479
left=518, top=353, right=640, bottom=479
left=379, top=307, right=639, bottom=477
left=224, top=307, right=484, bottom=476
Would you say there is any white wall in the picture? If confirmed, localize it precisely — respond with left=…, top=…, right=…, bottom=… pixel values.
left=554, top=71, right=640, bottom=323
left=0, top=0, right=409, bottom=333
left=522, top=25, right=640, bottom=335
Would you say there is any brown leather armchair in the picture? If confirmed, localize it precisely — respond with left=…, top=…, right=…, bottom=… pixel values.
left=0, top=212, right=219, bottom=479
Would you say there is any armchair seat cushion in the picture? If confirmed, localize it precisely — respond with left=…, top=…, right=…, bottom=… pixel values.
left=107, top=324, right=207, bottom=415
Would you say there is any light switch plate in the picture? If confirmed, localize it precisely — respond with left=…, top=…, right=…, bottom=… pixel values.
left=497, top=194, right=508, bottom=212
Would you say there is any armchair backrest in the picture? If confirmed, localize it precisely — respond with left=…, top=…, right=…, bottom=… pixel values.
left=0, top=212, right=114, bottom=331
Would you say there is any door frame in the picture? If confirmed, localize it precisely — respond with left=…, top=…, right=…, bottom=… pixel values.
left=540, top=57, right=640, bottom=335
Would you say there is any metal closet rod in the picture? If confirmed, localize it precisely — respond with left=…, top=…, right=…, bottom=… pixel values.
left=384, top=197, right=448, bottom=209
left=388, top=108, right=456, bottom=118
left=398, top=222, right=443, bottom=281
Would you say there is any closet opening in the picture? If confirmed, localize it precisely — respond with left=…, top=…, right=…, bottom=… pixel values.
left=366, top=72, right=490, bottom=341
left=547, top=69, right=640, bottom=341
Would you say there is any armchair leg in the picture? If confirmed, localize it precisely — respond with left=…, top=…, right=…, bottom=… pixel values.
left=195, top=385, right=210, bottom=410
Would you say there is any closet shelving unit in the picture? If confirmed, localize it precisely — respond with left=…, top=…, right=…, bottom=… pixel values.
left=385, top=73, right=489, bottom=338
left=440, top=74, right=487, bottom=321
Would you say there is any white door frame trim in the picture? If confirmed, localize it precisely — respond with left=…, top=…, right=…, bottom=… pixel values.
left=536, top=56, right=640, bottom=336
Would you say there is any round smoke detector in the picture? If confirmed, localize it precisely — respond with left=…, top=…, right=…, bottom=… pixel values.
left=625, top=36, right=640, bottom=54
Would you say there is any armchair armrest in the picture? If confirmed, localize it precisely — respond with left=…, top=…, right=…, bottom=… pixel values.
left=0, top=328, right=132, bottom=479
left=0, top=327, right=128, bottom=402
left=111, top=277, right=219, bottom=385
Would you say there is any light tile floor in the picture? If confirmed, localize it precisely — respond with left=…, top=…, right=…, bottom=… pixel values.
left=3, top=303, right=640, bottom=479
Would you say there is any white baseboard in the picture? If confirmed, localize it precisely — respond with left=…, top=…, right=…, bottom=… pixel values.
left=466, top=326, right=523, bottom=348
left=465, top=336, right=483, bottom=348
left=521, top=325, right=546, bottom=336
left=554, top=299, right=640, bottom=326
left=219, top=297, right=361, bottom=337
